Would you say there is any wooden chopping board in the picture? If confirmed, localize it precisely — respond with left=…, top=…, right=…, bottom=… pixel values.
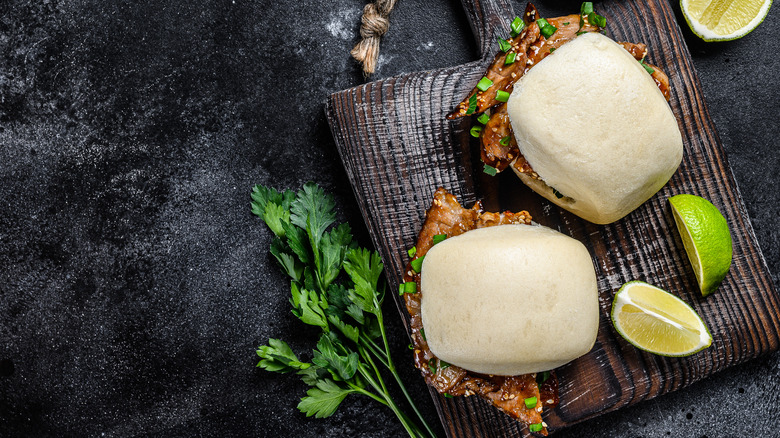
left=325, top=0, right=780, bottom=436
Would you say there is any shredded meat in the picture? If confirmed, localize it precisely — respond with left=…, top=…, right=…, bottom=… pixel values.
left=402, top=188, right=559, bottom=435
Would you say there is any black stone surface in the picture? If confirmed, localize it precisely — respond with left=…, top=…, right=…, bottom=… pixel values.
left=0, top=1, right=777, bottom=437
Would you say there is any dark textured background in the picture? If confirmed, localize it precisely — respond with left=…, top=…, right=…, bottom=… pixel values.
left=0, top=0, right=777, bottom=437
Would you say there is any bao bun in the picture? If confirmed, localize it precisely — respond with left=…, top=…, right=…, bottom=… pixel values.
left=507, top=32, right=683, bottom=224
left=420, top=224, right=599, bottom=376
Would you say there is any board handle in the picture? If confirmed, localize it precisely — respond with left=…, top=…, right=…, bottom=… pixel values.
left=459, top=0, right=515, bottom=58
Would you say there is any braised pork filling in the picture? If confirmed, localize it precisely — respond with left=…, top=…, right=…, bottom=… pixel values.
left=400, top=188, right=558, bottom=435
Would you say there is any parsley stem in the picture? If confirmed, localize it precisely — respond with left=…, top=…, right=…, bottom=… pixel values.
left=347, top=381, right=389, bottom=407
left=357, top=364, right=422, bottom=437
left=376, top=316, right=438, bottom=438
left=358, top=324, right=436, bottom=437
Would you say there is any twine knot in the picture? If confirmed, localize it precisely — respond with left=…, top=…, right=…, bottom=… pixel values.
left=351, top=0, right=398, bottom=76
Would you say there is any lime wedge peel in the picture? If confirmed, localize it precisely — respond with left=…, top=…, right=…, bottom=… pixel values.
left=681, top=0, right=773, bottom=41
left=669, top=194, right=733, bottom=297
left=611, top=281, right=712, bottom=357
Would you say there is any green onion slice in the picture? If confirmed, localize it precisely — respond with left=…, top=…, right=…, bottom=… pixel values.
left=529, top=423, right=544, bottom=432
left=408, top=344, right=413, bottom=349
left=549, top=47, right=556, bottom=53
left=466, top=94, right=477, bottom=115
left=407, top=246, right=416, bottom=258
left=552, top=188, right=564, bottom=199
left=477, top=76, right=493, bottom=92
left=428, top=363, right=436, bottom=373
left=403, top=282, right=417, bottom=294
left=588, top=11, right=606, bottom=28
left=470, top=126, right=483, bottom=138
left=524, top=396, right=538, bottom=409
left=581, top=2, right=594, bottom=15
left=640, top=58, right=655, bottom=74
left=495, top=90, right=510, bottom=102
left=483, top=164, right=498, bottom=176
left=537, top=370, right=551, bottom=384
left=398, top=283, right=405, bottom=295
left=432, top=234, right=447, bottom=245
left=444, top=393, right=453, bottom=398
left=499, top=136, right=511, bottom=146
left=477, top=112, right=490, bottom=124
left=580, top=2, right=594, bottom=29
left=411, top=256, right=425, bottom=273
left=537, top=18, right=557, bottom=39
left=439, top=360, right=451, bottom=369
left=504, top=52, right=516, bottom=65
left=510, top=17, right=525, bottom=37
left=420, top=328, right=427, bottom=340
left=498, top=38, right=512, bottom=52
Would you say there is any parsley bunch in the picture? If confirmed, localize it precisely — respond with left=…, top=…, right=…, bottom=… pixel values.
left=253, top=182, right=436, bottom=438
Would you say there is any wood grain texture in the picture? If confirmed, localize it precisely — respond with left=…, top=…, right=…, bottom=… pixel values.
left=326, top=0, right=780, bottom=436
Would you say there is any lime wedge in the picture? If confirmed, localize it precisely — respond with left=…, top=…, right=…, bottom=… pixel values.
left=611, top=281, right=712, bottom=356
left=681, top=0, right=772, bottom=41
left=668, top=194, right=733, bottom=296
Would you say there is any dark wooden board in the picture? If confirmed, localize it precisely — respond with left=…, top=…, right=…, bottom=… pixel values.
left=325, top=0, right=780, bottom=436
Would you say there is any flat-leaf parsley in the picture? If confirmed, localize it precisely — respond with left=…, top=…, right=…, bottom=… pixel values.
left=253, top=182, right=436, bottom=438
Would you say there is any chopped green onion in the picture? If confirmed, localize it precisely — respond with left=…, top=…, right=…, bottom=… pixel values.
left=524, top=396, right=538, bottom=409
left=408, top=344, right=413, bottom=349
left=580, top=2, right=594, bottom=29
left=466, top=94, right=477, bottom=115
left=576, top=31, right=587, bottom=35
left=504, top=52, right=517, bottom=65
left=411, top=256, right=425, bottom=273
left=537, top=18, right=557, bottom=39
left=588, top=11, right=606, bottom=28
left=477, top=112, right=490, bottom=124
left=483, top=164, right=498, bottom=176
left=495, top=90, right=510, bottom=102
left=470, top=126, right=483, bottom=137
left=563, top=22, right=570, bottom=25
left=552, top=188, right=564, bottom=199
left=499, top=136, right=511, bottom=146
left=537, top=370, right=551, bottom=384
left=432, top=234, right=447, bottom=245
left=640, top=59, right=655, bottom=74
left=529, top=423, right=544, bottom=433
left=399, top=283, right=405, bottom=295
left=407, top=246, right=416, bottom=258
left=477, top=76, right=494, bottom=92
left=498, top=38, right=512, bottom=52
left=402, top=282, right=417, bottom=294
left=581, top=2, right=594, bottom=15
left=428, top=362, right=437, bottom=373
left=510, top=17, right=525, bottom=37
left=549, top=47, right=556, bottom=53
left=420, top=328, right=427, bottom=340
left=444, top=393, right=453, bottom=398
left=439, top=360, right=451, bottom=369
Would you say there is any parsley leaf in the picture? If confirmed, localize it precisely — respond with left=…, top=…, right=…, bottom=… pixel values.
left=297, top=379, right=355, bottom=418
left=251, top=185, right=295, bottom=236
left=256, top=338, right=311, bottom=373
left=312, top=332, right=359, bottom=381
left=289, top=283, right=328, bottom=329
left=270, top=238, right=303, bottom=282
